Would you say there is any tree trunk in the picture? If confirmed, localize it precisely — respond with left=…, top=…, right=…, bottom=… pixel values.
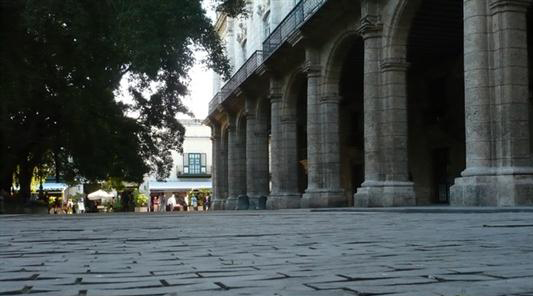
left=19, top=162, right=33, bottom=204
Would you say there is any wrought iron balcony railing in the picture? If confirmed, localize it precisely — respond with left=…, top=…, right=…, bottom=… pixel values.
left=208, top=0, right=327, bottom=116
left=263, top=0, right=326, bottom=58
left=209, top=51, right=263, bottom=114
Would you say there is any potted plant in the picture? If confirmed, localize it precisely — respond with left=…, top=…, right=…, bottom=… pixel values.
left=133, top=190, right=148, bottom=212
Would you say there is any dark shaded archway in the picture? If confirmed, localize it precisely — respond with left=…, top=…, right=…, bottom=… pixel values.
left=406, top=0, right=465, bottom=204
left=283, top=73, right=308, bottom=196
left=338, top=39, right=365, bottom=207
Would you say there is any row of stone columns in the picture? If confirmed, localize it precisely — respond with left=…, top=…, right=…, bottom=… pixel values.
left=451, top=0, right=533, bottom=206
left=210, top=0, right=533, bottom=208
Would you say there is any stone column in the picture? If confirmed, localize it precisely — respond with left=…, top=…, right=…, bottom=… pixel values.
left=453, top=0, right=533, bottom=206
left=301, top=49, right=327, bottom=208
left=210, top=124, right=223, bottom=210
left=213, top=125, right=228, bottom=210
left=225, top=114, right=239, bottom=210
left=235, top=116, right=248, bottom=210
left=245, top=104, right=257, bottom=209
left=376, top=59, right=416, bottom=206
left=255, top=102, right=270, bottom=209
left=450, top=0, right=495, bottom=205
left=319, top=95, right=345, bottom=206
left=354, top=12, right=415, bottom=207
left=266, top=79, right=283, bottom=209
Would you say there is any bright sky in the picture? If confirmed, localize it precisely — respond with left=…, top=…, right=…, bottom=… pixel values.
left=181, top=51, right=213, bottom=119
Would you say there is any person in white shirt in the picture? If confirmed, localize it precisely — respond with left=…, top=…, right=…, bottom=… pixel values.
left=77, top=197, right=85, bottom=214
left=166, top=194, right=177, bottom=211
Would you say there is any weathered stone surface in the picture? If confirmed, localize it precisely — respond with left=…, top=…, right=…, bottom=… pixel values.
left=1, top=210, right=533, bottom=295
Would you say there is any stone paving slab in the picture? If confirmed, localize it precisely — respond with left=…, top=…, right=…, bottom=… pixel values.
left=1, top=209, right=533, bottom=295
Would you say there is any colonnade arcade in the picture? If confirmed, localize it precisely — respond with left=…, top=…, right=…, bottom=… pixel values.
left=207, top=0, right=533, bottom=209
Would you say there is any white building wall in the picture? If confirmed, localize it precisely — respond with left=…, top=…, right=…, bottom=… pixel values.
left=216, top=0, right=299, bottom=76
left=148, top=119, right=212, bottom=182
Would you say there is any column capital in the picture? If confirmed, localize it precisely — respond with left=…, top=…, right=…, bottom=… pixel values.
left=211, top=125, right=221, bottom=139
left=244, top=111, right=256, bottom=120
left=302, top=61, right=321, bottom=77
left=356, top=15, right=383, bottom=40
left=380, top=58, right=409, bottom=72
left=489, top=0, right=530, bottom=13
left=269, top=94, right=282, bottom=104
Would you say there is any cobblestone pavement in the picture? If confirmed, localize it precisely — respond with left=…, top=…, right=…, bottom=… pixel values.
left=1, top=209, right=533, bottom=296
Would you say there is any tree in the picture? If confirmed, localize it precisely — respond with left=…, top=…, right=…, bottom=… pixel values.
left=0, top=0, right=244, bottom=202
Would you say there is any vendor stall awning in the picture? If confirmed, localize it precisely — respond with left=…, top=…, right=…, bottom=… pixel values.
left=42, top=182, right=68, bottom=191
left=149, top=180, right=211, bottom=191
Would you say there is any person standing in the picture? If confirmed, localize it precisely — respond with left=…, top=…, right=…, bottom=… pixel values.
left=167, top=194, right=177, bottom=211
left=205, top=194, right=211, bottom=211
left=191, top=195, right=198, bottom=211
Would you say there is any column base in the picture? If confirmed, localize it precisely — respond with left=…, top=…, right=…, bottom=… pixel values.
left=212, top=198, right=226, bottom=210
left=450, top=173, right=533, bottom=206
left=248, top=195, right=268, bottom=210
left=225, top=195, right=250, bottom=210
left=301, top=189, right=345, bottom=208
left=354, top=181, right=416, bottom=207
left=266, top=193, right=301, bottom=209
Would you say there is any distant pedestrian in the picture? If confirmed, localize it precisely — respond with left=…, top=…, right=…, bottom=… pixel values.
left=77, top=197, right=85, bottom=214
left=205, top=195, right=211, bottom=211
left=191, top=195, right=198, bottom=211
left=167, top=194, right=177, bottom=211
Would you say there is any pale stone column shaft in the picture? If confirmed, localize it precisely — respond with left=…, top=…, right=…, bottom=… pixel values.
left=211, top=125, right=222, bottom=209
left=321, top=96, right=341, bottom=191
left=361, top=28, right=383, bottom=183
left=245, top=113, right=257, bottom=203
left=490, top=0, right=531, bottom=169
left=304, top=57, right=322, bottom=192
left=381, top=60, right=410, bottom=183
left=214, top=127, right=229, bottom=210
left=462, top=0, right=494, bottom=173
left=267, top=80, right=283, bottom=209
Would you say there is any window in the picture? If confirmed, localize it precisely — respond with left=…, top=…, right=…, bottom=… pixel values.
left=263, top=11, right=270, bottom=40
left=183, top=153, right=207, bottom=175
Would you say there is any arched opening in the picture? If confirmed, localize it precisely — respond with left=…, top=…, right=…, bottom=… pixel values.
left=296, top=78, right=308, bottom=194
left=256, top=98, right=272, bottom=195
left=406, top=0, right=465, bottom=205
left=337, top=38, right=365, bottom=207
left=237, top=114, right=247, bottom=200
left=283, top=73, right=307, bottom=195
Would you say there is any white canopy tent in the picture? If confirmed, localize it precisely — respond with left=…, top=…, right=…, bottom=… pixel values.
left=87, top=189, right=114, bottom=201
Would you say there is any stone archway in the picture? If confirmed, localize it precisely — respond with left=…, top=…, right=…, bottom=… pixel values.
left=322, top=32, right=365, bottom=207
left=405, top=0, right=465, bottom=205
left=281, top=71, right=308, bottom=197
left=252, top=97, right=271, bottom=209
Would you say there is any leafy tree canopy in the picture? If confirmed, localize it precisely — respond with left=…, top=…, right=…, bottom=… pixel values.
left=0, top=0, right=243, bottom=199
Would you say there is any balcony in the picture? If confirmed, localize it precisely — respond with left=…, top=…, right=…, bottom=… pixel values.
left=208, top=0, right=328, bottom=116
left=177, top=165, right=212, bottom=178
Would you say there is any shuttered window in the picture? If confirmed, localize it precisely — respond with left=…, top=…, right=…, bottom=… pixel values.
left=183, top=153, right=207, bottom=175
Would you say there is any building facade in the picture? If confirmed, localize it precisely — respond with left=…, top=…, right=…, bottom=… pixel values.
left=206, top=0, right=533, bottom=209
left=144, top=119, right=212, bottom=197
